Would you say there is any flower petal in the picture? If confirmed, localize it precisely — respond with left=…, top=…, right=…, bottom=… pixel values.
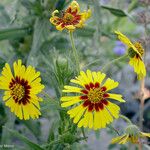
left=129, top=56, right=146, bottom=80
left=111, top=134, right=127, bottom=144
left=108, top=93, right=125, bottom=102
left=106, top=101, right=120, bottom=119
left=61, top=98, right=82, bottom=107
left=141, top=132, right=150, bottom=138
left=102, top=78, right=119, bottom=91
left=62, top=85, right=82, bottom=93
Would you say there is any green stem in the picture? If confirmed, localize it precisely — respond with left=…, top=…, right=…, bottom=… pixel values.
left=119, top=114, right=132, bottom=124
left=69, top=31, right=80, bottom=74
left=101, top=54, right=128, bottom=72
left=42, top=91, right=59, bottom=106
left=81, top=127, right=87, bottom=141
left=107, top=124, right=120, bottom=135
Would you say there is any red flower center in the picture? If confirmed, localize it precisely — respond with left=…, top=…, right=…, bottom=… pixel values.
left=9, top=76, right=31, bottom=105
left=80, top=82, right=109, bottom=112
left=63, top=13, right=74, bottom=23
left=54, top=7, right=81, bottom=28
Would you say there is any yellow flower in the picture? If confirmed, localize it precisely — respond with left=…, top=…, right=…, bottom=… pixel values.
left=0, top=60, right=44, bottom=120
left=50, top=0, right=91, bottom=31
left=115, top=31, right=146, bottom=80
left=61, top=70, right=125, bottom=130
left=111, top=125, right=150, bottom=144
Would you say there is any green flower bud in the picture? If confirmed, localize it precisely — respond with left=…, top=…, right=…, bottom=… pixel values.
left=60, top=133, right=76, bottom=144
left=125, top=125, right=141, bottom=143
left=56, top=56, right=68, bottom=71
left=125, top=125, right=140, bottom=136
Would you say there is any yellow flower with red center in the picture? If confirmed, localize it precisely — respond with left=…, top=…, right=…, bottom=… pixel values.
left=0, top=60, right=44, bottom=120
left=50, top=0, right=91, bottom=31
left=61, top=70, right=125, bottom=130
left=115, top=31, right=146, bottom=80
left=111, top=125, right=150, bottom=144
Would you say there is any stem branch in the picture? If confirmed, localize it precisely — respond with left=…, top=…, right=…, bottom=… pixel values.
left=101, top=54, right=128, bottom=72
left=119, top=114, right=132, bottom=124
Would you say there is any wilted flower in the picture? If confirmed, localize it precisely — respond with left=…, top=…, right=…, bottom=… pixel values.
left=111, top=125, right=150, bottom=144
left=115, top=31, right=146, bottom=80
left=113, top=41, right=126, bottom=56
left=0, top=60, right=44, bottom=120
left=61, top=70, right=125, bottom=130
left=50, top=0, right=91, bottom=31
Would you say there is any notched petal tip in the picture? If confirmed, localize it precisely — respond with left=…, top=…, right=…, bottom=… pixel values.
left=52, top=10, right=59, bottom=17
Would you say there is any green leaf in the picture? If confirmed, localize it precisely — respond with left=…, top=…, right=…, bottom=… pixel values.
left=26, top=18, right=49, bottom=66
left=0, top=27, right=30, bottom=41
left=1, top=110, right=15, bottom=144
left=3, top=127, right=44, bottom=150
left=128, top=0, right=138, bottom=12
left=101, top=6, right=127, bottom=17
left=0, top=5, right=10, bottom=26
left=76, top=27, right=95, bottom=37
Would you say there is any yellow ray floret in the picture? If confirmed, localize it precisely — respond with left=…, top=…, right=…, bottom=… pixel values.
left=129, top=56, right=146, bottom=80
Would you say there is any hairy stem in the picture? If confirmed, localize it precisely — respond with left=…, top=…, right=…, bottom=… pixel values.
left=101, top=54, right=128, bottom=72
left=119, top=114, right=132, bottom=124
left=69, top=31, right=80, bottom=74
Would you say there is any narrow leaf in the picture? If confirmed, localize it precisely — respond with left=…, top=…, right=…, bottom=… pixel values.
left=0, top=27, right=30, bottom=41
left=101, top=6, right=127, bottom=17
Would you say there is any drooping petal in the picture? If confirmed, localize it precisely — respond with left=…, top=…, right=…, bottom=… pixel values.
left=114, top=31, right=133, bottom=48
left=115, top=31, right=142, bottom=57
left=111, top=134, right=127, bottom=144
left=129, top=56, right=146, bottom=79
left=119, top=135, right=129, bottom=144
left=141, top=132, right=150, bottom=138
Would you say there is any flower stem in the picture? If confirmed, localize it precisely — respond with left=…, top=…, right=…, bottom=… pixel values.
left=139, top=77, right=145, bottom=131
left=42, top=91, right=59, bottom=106
left=69, top=31, right=80, bottom=74
left=107, top=124, right=120, bottom=135
left=101, top=54, right=128, bottom=72
left=119, top=114, right=132, bottom=124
